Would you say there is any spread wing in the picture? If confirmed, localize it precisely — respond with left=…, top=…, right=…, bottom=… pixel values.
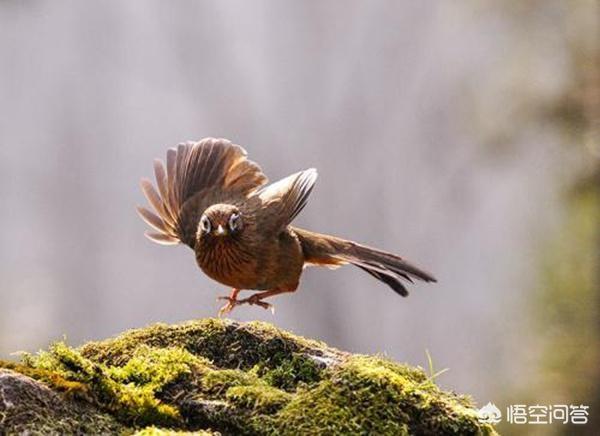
left=253, top=168, right=318, bottom=235
left=137, top=138, right=268, bottom=247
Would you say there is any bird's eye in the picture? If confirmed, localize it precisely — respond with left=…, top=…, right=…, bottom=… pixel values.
left=200, top=215, right=211, bottom=233
left=228, top=212, right=241, bottom=232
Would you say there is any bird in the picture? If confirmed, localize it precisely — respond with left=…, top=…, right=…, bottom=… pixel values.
left=137, top=137, right=436, bottom=316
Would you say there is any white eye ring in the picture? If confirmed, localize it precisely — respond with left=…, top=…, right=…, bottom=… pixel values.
left=228, top=212, right=241, bottom=232
left=200, top=215, right=211, bottom=233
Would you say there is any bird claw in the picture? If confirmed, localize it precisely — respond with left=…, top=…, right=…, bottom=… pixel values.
left=217, top=296, right=238, bottom=317
left=251, top=299, right=274, bottom=311
left=217, top=293, right=274, bottom=316
left=243, top=295, right=275, bottom=313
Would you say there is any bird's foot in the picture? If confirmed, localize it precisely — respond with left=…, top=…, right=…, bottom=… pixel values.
left=217, top=290, right=275, bottom=315
left=238, top=293, right=275, bottom=314
left=217, top=288, right=241, bottom=317
left=217, top=296, right=238, bottom=317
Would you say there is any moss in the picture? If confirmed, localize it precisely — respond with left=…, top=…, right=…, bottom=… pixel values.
left=80, top=319, right=338, bottom=371
left=29, top=342, right=187, bottom=427
left=134, top=427, right=219, bottom=435
left=0, top=358, right=92, bottom=399
left=109, top=345, right=208, bottom=389
left=200, top=367, right=261, bottom=395
left=4, top=318, right=497, bottom=435
left=259, top=353, right=323, bottom=391
left=194, top=364, right=291, bottom=432
left=259, top=356, right=493, bottom=436
left=225, top=384, right=292, bottom=414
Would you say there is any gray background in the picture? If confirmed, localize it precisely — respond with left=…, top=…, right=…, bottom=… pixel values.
left=0, top=0, right=593, bottom=411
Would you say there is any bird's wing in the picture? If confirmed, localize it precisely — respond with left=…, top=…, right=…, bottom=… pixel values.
left=253, top=168, right=318, bottom=235
left=137, top=138, right=268, bottom=247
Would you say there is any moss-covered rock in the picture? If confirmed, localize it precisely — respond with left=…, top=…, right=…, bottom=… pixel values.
left=0, top=368, right=123, bottom=434
left=0, top=318, right=498, bottom=435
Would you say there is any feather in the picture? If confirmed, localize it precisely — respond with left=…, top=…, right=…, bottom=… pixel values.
left=138, top=138, right=268, bottom=248
left=257, top=168, right=318, bottom=232
left=294, top=227, right=436, bottom=297
left=140, top=179, right=168, bottom=221
left=225, top=158, right=265, bottom=193
left=355, top=265, right=409, bottom=296
left=166, top=147, right=177, bottom=217
left=144, top=231, right=179, bottom=245
left=153, top=159, right=169, bottom=209
left=136, top=206, right=168, bottom=233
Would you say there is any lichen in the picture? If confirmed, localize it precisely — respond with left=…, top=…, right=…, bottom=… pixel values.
left=1, top=318, right=498, bottom=435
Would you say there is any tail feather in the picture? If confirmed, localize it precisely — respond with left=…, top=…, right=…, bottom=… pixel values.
left=294, top=227, right=436, bottom=297
left=354, top=265, right=410, bottom=296
left=350, top=244, right=436, bottom=283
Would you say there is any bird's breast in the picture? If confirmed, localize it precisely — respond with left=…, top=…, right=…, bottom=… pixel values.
left=195, top=239, right=261, bottom=289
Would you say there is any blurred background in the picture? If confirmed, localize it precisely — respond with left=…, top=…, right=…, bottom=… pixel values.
left=0, top=1, right=598, bottom=434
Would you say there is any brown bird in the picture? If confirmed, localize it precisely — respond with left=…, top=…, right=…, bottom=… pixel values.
left=137, top=138, right=436, bottom=315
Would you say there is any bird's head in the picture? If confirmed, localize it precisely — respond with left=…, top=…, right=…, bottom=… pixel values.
left=196, top=204, right=243, bottom=241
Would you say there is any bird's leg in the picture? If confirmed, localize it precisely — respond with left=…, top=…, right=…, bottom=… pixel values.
left=217, top=288, right=241, bottom=317
left=235, top=287, right=294, bottom=313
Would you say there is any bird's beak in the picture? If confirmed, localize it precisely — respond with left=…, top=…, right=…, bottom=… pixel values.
left=214, top=225, right=228, bottom=236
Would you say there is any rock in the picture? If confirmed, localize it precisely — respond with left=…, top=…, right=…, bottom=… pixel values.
left=0, top=318, right=497, bottom=435
left=0, top=368, right=123, bottom=434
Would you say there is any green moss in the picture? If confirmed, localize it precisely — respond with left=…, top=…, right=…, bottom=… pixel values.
left=196, top=364, right=292, bottom=432
left=259, top=353, right=323, bottom=391
left=259, top=355, right=494, bottom=436
left=109, top=345, right=208, bottom=388
left=200, top=367, right=261, bottom=395
left=0, top=359, right=92, bottom=399
left=80, top=318, right=338, bottom=371
left=4, top=319, right=497, bottom=435
left=226, top=384, right=292, bottom=414
left=134, top=426, right=219, bottom=435
left=28, top=342, right=188, bottom=427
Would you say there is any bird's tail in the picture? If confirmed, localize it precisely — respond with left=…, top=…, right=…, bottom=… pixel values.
left=293, top=227, right=436, bottom=296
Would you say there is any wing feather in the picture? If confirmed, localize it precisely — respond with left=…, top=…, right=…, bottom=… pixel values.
left=255, top=168, right=318, bottom=234
left=166, top=147, right=177, bottom=217
left=140, top=179, right=167, bottom=219
left=138, top=138, right=268, bottom=247
left=144, top=231, right=179, bottom=245
left=153, top=160, right=168, bottom=205
left=136, top=206, right=168, bottom=233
